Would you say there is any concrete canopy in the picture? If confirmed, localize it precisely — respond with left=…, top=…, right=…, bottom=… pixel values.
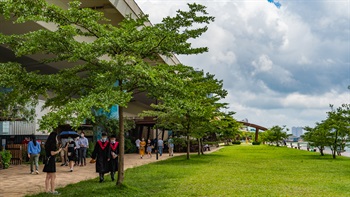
left=0, top=0, right=180, bottom=119
left=238, top=121, right=268, bottom=142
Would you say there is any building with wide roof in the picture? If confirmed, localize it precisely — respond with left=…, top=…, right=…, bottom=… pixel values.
left=0, top=0, right=179, bottom=140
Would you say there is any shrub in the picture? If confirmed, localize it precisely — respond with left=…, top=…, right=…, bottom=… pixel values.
left=0, top=150, right=12, bottom=169
left=125, top=138, right=137, bottom=153
left=87, top=142, right=94, bottom=158
left=252, top=141, right=261, bottom=145
left=232, top=141, right=241, bottom=145
left=173, top=137, right=187, bottom=152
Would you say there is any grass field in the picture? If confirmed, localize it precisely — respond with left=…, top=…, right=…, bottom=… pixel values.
left=29, top=145, right=350, bottom=197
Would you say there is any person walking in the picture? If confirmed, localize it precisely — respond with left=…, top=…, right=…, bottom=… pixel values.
left=60, top=138, right=68, bottom=166
left=167, top=136, right=174, bottom=156
left=43, top=132, right=62, bottom=195
left=135, top=138, right=140, bottom=153
left=28, top=135, right=41, bottom=174
left=109, top=135, right=119, bottom=181
left=139, top=138, right=146, bottom=159
left=78, top=132, right=89, bottom=166
left=92, top=132, right=110, bottom=183
left=74, top=137, right=80, bottom=166
left=157, top=138, right=164, bottom=156
left=146, top=139, right=152, bottom=158
left=67, top=137, right=76, bottom=172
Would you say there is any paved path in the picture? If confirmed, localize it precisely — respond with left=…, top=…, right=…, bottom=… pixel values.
left=0, top=148, right=221, bottom=197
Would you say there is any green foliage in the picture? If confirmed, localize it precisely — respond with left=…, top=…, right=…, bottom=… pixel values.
left=303, top=124, right=333, bottom=156
left=141, top=67, right=228, bottom=158
left=232, top=141, right=241, bottom=145
left=124, top=138, right=136, bottom=154
left=0, top=0, right=217, bottom=184
left=28, top=146, right=350, bottom=197
left=172, top=137, right=187, bottom=147
left=303, top=104, right=350, bottom=158
left=214, top=112, right=241, bottom=144
left=252, top=141, right=261, bottom=145
left=0, top=0, right=215, bottom=131
left=262, top=125, right=290, bottom=146
left=0, top=150, right=12, bottom=169
left=93, top=116, right=135, bottom=136
left=86, top=142, right=94, bottom=158
left=0, top=63, right=41, bottom=121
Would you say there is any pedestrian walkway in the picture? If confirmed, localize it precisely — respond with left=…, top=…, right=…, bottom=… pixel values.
left=0, top=147, right=221, bottom=197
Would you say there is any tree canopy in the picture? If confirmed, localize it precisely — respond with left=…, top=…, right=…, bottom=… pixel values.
left=0, top=0, right=215, bottom=129
left=0, top=0, right=219, bottom=184
left=141, top=67, right=228, bottom=159
left=261, top=125, right=289, bottom=146
left=303, top=104, right=350, bottom=158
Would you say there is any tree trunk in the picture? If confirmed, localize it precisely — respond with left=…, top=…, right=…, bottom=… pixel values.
left=117, top=106, right=124, bottom=186
left=186, top=133, right=190, bottom=160
left=332, top=130, right=338, bottom=159
left=332, top=146, right=336, bottom=159
left=320, top=148, right=324, bottom=156
left=200, top=138, right=204, bottom=155
left=197, top=138, right=200, bottom=156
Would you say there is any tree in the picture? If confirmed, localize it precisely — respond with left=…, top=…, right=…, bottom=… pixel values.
left=324, top=104, right=350, bottom=158
left=263, top=125, right=289, bottom=146
left=141, top=67, right=227, bottom=159
left=303, top=124, right=333, bottom=156
left=302, top=104, right=350, bottom=158
left=93, top=115, right=135, bottom=137
left=0, top=0, right=214, bottom=185
left=0, top=63, right=46, bottom=121
left=214, top=113, right=241, bottom=145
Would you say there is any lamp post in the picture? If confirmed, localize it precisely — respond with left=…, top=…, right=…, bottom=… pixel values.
left=156, top=127, right=159, bottom=160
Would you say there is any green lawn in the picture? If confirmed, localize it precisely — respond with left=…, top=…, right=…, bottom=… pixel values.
left=29, top=145, right=350, bottom=197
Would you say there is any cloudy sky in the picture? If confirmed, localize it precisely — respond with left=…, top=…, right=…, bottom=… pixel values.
left=135, top=0, right=350, bottom=130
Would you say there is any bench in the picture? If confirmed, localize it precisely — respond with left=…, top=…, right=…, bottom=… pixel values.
left=6, top=144, right=24, bottom=165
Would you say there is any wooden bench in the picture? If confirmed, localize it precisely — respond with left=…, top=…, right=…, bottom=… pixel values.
left=6, top=144, right=24, bottom=165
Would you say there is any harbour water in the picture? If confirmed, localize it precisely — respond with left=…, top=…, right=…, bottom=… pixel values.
left=287, top=142, right=350, bottom=157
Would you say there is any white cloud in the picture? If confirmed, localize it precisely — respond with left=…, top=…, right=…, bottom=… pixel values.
left=135, top=0, right=350, bottom=129
left=251, top=54, right=273, bottom=74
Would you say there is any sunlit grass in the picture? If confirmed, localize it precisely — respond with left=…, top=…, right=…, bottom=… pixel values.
left=28, top=145, right=350, bottom=197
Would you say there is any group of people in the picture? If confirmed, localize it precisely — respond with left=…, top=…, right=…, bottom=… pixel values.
left=91, top=132, right=119, bottom=183
left=41, top=131, right=120, bottom=194
left=28, top=132, right=176, bottom=194
left=59, top=132, right=89, bottom=172
left=135, top=136, right=174, bottom=159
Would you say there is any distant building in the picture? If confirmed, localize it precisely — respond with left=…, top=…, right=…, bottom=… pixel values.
left=291, top=127, right=303, bottom=137
left=286, top=135, right=300, bottom=142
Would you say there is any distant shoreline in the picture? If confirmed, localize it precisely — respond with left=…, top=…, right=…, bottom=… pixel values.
left=287, top=142, right=350, bottom=157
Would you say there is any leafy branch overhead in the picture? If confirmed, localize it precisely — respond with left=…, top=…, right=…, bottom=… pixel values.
left=0, top=0, right=215, bottom=130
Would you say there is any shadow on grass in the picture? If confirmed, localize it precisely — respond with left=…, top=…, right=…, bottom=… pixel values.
left=299, top=153, right=350, bottom=162
left=152, top=153, right=226, bottom=166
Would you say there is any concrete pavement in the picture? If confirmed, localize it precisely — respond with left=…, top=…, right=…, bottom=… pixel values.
left=0, top=148, right=220, bottom=197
